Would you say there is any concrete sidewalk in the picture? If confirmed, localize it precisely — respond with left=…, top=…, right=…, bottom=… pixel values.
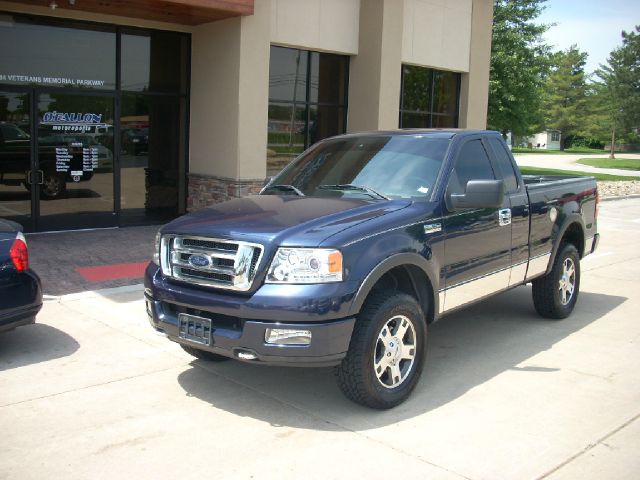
left=514, top=152, right=640, bottom=177
left=1, top=199, right=639, bottom=480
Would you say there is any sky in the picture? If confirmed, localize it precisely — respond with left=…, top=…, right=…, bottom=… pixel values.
left=537, top=0, right=639, bottom=75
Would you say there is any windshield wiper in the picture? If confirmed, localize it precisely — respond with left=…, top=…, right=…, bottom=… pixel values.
left=317, top=184, right=390, bottom=200
left=262, top=184, right=305, bottom=196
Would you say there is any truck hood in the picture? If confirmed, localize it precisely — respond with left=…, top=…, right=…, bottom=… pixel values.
left=161, top=195, right=411, bottom=247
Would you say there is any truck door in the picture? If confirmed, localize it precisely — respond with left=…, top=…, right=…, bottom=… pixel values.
left=486, top=136, right=530, bottom=286
left=440, top=137, right=511, bottom=313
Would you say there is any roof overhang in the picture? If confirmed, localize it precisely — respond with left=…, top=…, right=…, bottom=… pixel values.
left=3, top=0, right=254, bottom=25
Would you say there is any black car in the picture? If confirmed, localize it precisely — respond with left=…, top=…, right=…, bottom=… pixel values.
left=0, top=219, right=42, bottom=333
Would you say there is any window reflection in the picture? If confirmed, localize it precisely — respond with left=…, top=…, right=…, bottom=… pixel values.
left=120, top=94, right=182, bottom=222
left=267, top=46, right=349, bottom=177
left=121, top=31, right=187, bottom=93
left=0, top=18, right=115, bottom=89
left=399, top=65, right=460, bottom=129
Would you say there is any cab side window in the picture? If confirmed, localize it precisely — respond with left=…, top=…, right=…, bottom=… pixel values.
left=488, top=136, right=518, bottom=192
left=448, top=139, right=496, bottom=195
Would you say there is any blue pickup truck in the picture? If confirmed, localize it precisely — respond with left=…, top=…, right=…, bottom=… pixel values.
left=145, top=130, right=599, bottom=408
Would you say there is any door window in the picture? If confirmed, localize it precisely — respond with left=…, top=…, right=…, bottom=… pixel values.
left=0, top=91, right=32, bottom=226
left=37, top=93, right=115, bottom=228
left=448, top=139, right=496, bottom=194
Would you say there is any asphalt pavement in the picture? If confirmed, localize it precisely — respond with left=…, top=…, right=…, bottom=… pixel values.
left=1, top=198, right=639, bottom=480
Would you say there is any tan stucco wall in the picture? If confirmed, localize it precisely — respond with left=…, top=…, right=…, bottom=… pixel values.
left=347, top=0, right=404, bottom=133
left=402, top=0, right=472, bottom=72
left=190, top=1, right=270, bottom=180
left=0, top=1, right=192, bottom=32
left=269, top=0, right=360, bottom=54
left=458, top=0, right=493, bottom=129
left=237, top=0, right=270, bottom=179
left=189, top=19, right=242, bottom=178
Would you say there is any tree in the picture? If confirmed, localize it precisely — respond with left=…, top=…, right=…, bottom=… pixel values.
left=542, top=46, right=588, bottom=150
left=594, top=26, right=640, bottom=158
left=488, top=0, right=551, bottom=138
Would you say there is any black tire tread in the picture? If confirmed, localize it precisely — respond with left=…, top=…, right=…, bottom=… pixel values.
left=532, top=243, right=580, bottom=320
left=335, top=291, right=425, bottom=409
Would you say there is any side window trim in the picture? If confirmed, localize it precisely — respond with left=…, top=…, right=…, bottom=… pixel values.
left=484, top=136, right=522, bottom=194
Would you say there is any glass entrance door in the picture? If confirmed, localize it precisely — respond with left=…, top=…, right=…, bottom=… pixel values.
left=0, top=90, right=33, bottom=230
left=36, top=92, right=116, bottom=231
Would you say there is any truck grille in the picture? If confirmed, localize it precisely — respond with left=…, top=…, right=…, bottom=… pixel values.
left=160, top=235, right=263, bottom=291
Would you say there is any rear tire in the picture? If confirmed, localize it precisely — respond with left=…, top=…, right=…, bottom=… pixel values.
left=180, top=345, right=229, bottom=362
left=532, top=243, right=580, bottom=319
left=335, top=291, right=426, bottom=409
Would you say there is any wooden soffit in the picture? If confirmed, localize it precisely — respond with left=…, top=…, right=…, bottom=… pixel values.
left=5, top=0, right=254, bottom=25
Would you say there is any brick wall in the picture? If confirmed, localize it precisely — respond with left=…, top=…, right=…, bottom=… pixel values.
left=187, top=173, right=264, bottom=211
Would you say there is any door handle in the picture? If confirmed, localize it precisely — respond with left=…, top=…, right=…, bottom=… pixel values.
left=498, top=208, right=512, bottom=226
left=26, top=170, right=43, bottom=185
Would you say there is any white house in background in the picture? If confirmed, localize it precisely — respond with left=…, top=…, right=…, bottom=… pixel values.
left=528, top=130, right=561, bottom=150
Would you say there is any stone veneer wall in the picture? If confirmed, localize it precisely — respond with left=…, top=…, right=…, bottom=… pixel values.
left=187, top=173, right=264, bottom=211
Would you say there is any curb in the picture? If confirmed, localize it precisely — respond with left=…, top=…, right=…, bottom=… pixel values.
left=600, top=194, right=640, bottom=202
left=44, top=283, right=144, bottom=303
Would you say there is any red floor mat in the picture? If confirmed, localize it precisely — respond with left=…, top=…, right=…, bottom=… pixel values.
left=75, top=262, right=148, bottom=282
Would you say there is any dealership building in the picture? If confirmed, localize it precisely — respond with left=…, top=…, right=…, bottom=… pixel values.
left=0, top=0, right=493, bottom=232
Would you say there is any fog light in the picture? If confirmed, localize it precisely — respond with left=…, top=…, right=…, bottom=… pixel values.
left=265, top=328, right=312, bottom=346
left=145, top=299, right=153, bottom=318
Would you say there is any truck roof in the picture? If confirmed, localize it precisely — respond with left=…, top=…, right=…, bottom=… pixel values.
left=332, top=129, right=501, bottom=140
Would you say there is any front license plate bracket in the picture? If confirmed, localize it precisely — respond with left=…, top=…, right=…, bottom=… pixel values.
left=178, top=313, right=212, bottom=346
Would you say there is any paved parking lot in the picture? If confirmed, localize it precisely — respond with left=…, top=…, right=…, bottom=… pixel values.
left=1, top=199, right=639, bottom=480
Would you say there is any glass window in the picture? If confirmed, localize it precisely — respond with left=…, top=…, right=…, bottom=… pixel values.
left=449, top=139, right=495, bottom=194
left=309, top=52, right=349, bottom=104
left=432, top=70, right=458, bottom=115
left=267, top=46, right=349, bottom=176
left=268, top=47, right=309, bottom=103
left=121, top=31, right=188, bottom=93
left=0, top=17, right=115, bottom=89
left=399, top=65, right=460, bottom=128
left=401, top=65, right=431, bottom=112
left=120, top=93, right=183, bottom=222
left=551, top=131, right=560, bottom=142
left=488, top=136, right=518, bottom=192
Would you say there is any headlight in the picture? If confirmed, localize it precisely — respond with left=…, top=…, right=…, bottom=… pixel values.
left=266, top=248, right=343, bottom=283
left=152, top=232, right=161, bottom=265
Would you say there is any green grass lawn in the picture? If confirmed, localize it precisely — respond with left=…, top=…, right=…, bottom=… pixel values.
left=577, top=158, right=640, bottom=171
left=519, top=166, right=640, bottom=181
left=513, top=147, right=604, bottom=154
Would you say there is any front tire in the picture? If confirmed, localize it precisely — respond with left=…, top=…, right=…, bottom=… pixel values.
left=532, top=243, right=581, bottom=319
left=335, top=291, right=426, bottom=409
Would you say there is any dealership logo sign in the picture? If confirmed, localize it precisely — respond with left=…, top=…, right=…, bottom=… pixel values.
left=41, top=112, right=103, bottom=125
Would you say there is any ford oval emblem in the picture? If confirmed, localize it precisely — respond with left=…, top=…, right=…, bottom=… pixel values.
left=189, top=254, right=211, bottom=268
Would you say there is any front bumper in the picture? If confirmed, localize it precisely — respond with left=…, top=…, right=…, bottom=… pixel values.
left=144, top=264, right=356, bottom=367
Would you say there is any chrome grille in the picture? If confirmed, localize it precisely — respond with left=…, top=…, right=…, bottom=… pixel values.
left=160, top=235, right=263, bottom=291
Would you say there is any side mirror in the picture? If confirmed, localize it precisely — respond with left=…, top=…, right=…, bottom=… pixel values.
left=448, top=179, right=505, bottom=211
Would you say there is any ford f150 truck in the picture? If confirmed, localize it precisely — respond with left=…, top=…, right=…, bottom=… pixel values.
left=145, top=130, right=599, bottom=409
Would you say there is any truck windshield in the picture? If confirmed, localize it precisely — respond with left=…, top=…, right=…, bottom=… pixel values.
left=264, top=135, right=451, bottom=200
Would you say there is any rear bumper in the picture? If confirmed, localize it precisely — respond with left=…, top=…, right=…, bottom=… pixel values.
left=0, top=270, right=42, bottom=333
left=144, top=265, right=356, bottom=367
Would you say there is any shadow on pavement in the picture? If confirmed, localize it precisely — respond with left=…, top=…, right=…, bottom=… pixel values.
left=177, top=287, right=626, bottom=430
left=0, top=323, right=80, bottom=371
